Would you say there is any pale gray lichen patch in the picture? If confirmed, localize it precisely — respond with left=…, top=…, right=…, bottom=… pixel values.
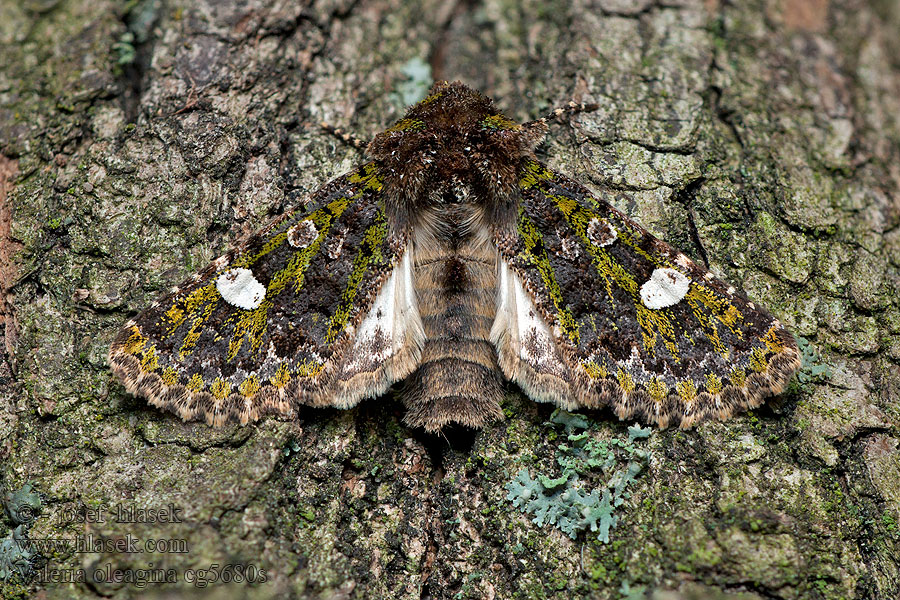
left=640, top=267, right=690, bottom=309
left=505, top=411, right=652, bottom=544
left=216, top=268, right=266, bottom=310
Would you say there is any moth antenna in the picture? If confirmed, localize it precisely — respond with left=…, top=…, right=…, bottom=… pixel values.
left=524, top=100, right=600, bottom=130
left=319, top=121, right=369, bottom=151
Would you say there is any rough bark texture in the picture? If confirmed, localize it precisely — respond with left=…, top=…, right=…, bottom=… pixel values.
left=1, top=0, right=899, bottom=599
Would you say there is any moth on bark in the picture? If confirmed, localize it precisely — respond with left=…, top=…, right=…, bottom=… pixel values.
left=108, top=81, right=801, bottom=432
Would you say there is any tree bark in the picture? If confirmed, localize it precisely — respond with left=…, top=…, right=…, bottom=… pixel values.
left=1, top=0, right=899, bottom=599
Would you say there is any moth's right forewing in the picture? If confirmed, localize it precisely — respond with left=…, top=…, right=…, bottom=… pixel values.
left=492, top=160, right=800, bottom=429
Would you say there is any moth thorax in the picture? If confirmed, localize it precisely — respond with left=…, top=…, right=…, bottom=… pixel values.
left=450, top=180, right=471, bottom=203
left=428, top=178, right=472, bottom=205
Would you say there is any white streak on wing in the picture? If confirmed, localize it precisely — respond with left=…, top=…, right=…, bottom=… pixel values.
left=492, top=261, right=564, bottom=374
left=216, top=268, right=266, bottom=310
left=342, top=249, right=422, bottom=371
left=639, top=267, right=690, bottom=310
left=491, top=259, right=517, bottom=351
left=354, top=272, right=396, bottom=362
left=396, top=248, right=423, bottom=351
left=513, top=275, right=556, bottom=366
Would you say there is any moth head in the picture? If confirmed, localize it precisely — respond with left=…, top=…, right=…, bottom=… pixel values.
left=368, top=81, right=546, bottom=173
left=368, top=82, right=549, bottom=225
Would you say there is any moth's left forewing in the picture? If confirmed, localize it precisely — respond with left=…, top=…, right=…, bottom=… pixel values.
left=493, top=160, right=801, bottom=428
left=109, top=162, right=421, bottom=426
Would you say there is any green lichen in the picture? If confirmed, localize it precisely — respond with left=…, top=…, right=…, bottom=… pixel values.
left=112, top=32, right=136, bottom=65
left=796, top=336, right=832, bottom=384
left=2, top=483, right=41, bottom=526
left=0, top=483, right=43, bottom=584
left=393, top=57, right=433, bottom=107
left=0, top=526, right=34, bottom=582
left=548, top=410, right=590, bottom=431
left=506, top=411, right=651, bottom=543
left=282, top=438, right=303, bottom=457
left=618, top=580, right=648, bottom=600
left=751, top=211, right=812, bottom=284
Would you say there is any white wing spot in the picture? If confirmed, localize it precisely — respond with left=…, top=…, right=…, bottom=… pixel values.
left=676, top=254, right=691, bottom=268
left=287, top=220, right=318, bottom=248
left=216, top=268, right=266, bottom=310
left=587, top=218, right=617, bottom=247
left=640, top=267, right=691, bottom=310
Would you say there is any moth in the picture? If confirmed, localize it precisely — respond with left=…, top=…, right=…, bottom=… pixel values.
left=109, top=81, right=801, bottom=432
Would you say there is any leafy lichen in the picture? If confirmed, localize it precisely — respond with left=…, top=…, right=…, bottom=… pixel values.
left=0, top=526, right=35, bottom=582
left=506, top=410, right=651, bottom=543
left=2, top=483, right=41, bottom=526
left=393, top=57, right=433, bottom=107
left=0, top=483, right=42, bottom=583
left=795, top=336, right=832, bottom=384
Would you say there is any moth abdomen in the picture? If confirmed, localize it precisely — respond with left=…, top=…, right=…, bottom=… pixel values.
left=442, top=257, right=468, bottom=292
left=419, top=338, right=496, bottom=364
left=403, top=291, right=504, bottom=431
left=403, top=204, right=505, bottom=431
left=420, top=311, right=493, bottom=339
left=402, top=355, right=504, bottom=432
